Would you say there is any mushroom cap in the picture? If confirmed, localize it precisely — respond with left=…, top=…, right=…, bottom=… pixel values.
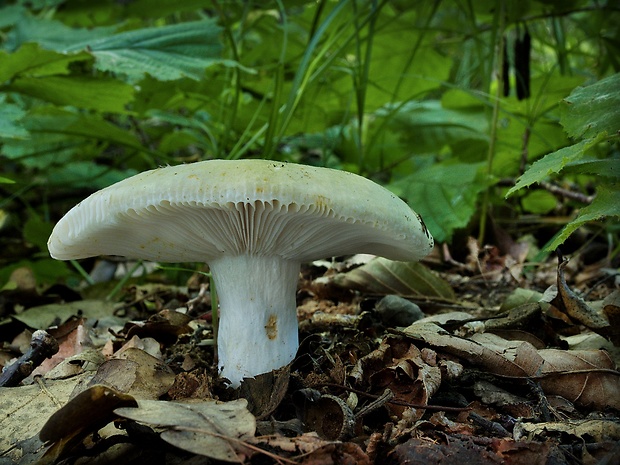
left=48, top=159, right=433, bottom=263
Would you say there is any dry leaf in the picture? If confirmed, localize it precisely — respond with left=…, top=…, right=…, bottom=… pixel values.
left=553, top=254, right=611, bottom=333
left=333, top=257, right=455, bottom=299
left=401, top=322, right=620, bottom=409
left=38, top=385, right=138, bottom=464
left=115, top=398, right=256, bottom=463
left=88, top=347, right=176, bottom=399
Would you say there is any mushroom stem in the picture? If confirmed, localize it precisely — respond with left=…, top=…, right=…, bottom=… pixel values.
left=208, top=254, right=301, bottom=387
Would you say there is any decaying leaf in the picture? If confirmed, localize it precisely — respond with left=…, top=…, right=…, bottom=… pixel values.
left=12, top=299, right=119, bottom=330
left=38, top=385, right=138, bottom=463
left=350, top=337, right=442, bottom=419
left=401, top=321, right=620, bottom=410
left=254, top=433, right=370, bottom=464
left=115, top=398, right=256, bottom=463
left=0, top=374, right=91, bottom=463
left=333, top=257, right=455, bottom=299
left=514, top=419, right=620, bottom=443
left=553, top=254, right=614, bottom=342
left=88, top=347, right=176, bottom=399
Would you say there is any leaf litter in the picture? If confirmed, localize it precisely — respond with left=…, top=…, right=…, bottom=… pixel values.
left=0, top=246, right=618, bottom=464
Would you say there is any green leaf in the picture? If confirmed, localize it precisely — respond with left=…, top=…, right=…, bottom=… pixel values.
left=389, top=162, right=489, bottom=243
left=563, top=158, right=620, bottom=178
left=506, top=132, right=607, bottom=196
left=9, top=76, right=134, bottom=113
left=68, top=19, right=228, bottom=81
left=20, top=108, right=143, bottom=151
left=560, top=73, right=620, bottom=139
left=0, top=43, right=92, bottom=82
left=47, top=162, right=137, bottom=189
left=8, top=15, right=117, bottom=51
left=521, top=190, right=558, bottom=215
left=0, top=99, right=28, bottom=138
left=544, top=185, right=620, bottom=252
left=23, top=216, right=54, bottom=252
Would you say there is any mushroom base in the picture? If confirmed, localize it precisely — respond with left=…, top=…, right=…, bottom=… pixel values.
left=209, top=254, right=300, bottom=387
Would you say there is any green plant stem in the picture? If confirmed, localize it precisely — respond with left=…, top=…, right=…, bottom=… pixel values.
left=478, top=1, right=506, bottom=244
left=262, top=0, right=288, bottom=160
left=106, top=261, right=144, bottom=301
left=210, top=1, right=247, bottom=159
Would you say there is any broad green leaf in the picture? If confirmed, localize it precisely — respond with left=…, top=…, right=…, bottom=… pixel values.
left=521, top=190, right=558, bottom=215
left=560, top=73, right=620, bottom=139
left=544, top=186, right=620, bottom=252
left=9, top=76, right=134, bottom=113
left=23, top=216, right=54, bottom=252
left=506, top=132, right=607, bottom=196
left=0, top=177, right=15, bottom=184
left=9, top=16, right=232, bottom=81
left=8, top=15, right=117, bottom=51
left=47, top=162, right=137, bottom=189
left=18, top=108, right=143, bottom=151
left=67, top=19, right=228, bottom=81
left=334, top=257, right=455, bottom=299
left=376, top=101, right=489, bottom=156
left=0, top=43, right=92, bottom=82
left=563, top=158, right=620, bottom=177
left=0, top=100, right=28, bottom=138
left=389, top=162, right=489, bottom=243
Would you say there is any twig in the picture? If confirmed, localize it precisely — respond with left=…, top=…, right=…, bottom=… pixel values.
left=0, top=330, right=59, bottom=387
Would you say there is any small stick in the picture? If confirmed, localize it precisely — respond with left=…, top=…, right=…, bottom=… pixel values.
left=0, top=330, right=59, bottom=387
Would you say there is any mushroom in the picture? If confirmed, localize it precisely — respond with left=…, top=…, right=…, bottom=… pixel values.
left=48, top=159, right=433, bottom=387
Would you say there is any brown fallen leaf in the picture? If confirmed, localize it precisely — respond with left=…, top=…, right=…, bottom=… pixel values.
left=333, top=257, right=455, bottom=299
left=253, top=433, right=370, bottom=465
left=87, top=347, right=176, bottom=400
left=553, top=253, right=612, bottom=334
left=38, top=385, right=138, bottom=464
left=536, top=348, right=620, bottom=410
left=401, top=322, right=620, bottom=410
left=350, top=337, right=442, bottom=419
left=115, top=398, right=256, bottom=463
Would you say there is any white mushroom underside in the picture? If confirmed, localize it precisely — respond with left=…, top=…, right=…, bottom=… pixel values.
left=50, top=199, right=430, bottom=263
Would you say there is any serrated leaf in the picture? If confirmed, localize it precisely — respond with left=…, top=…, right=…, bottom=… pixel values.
left=68, top=19, right=228, bottom=81
left=115, top=399, right=255, bottom=463
left=506, top=133, right=607, bottom=196
left=544, top=186, right=620, bottom=252
left=334, top=257, right=455, bottom=300
left=9, top=76, right=134, bottom=113
left=563, top=158, right=620, bottom=178
left=560, top=73, right=620, bottom=139
left=389, top=162, right=488, bottom=242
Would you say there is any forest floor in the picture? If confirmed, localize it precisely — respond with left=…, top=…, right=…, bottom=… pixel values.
left=0, top=237, right=619, bottom=465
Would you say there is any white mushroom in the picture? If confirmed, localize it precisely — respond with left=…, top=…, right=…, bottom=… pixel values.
left=48, top=159, right=433, bottom=387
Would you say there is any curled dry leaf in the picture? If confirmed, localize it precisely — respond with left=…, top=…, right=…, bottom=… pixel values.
left=39, top=385, right=137, bottom=463
left=89, top=347, right=176, bottom=400
left=350, top=337, right=442, bottom=419
left=333, top=257, right=455, bottom=299
left=115, top=398, right=256, bottom=463
left=402, top=322, right=620, bottom=410
left=553, top=254, right=613, bottom=337
left=514, top=419, right=620, bottom=443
